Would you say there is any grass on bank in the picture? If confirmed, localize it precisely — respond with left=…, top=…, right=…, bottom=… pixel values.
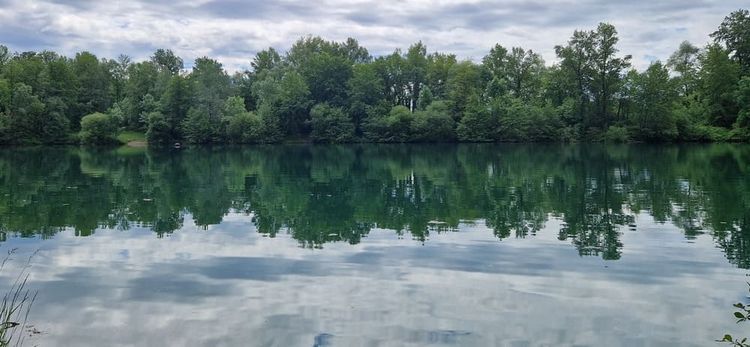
left=116, top=131, right=146, bottom=145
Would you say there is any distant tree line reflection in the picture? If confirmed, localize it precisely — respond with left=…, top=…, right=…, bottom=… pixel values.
left=0, top=144, right=748, bottom=266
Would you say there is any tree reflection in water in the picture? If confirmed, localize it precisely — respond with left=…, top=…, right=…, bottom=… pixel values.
left=0, top=143, right=748, bottom=267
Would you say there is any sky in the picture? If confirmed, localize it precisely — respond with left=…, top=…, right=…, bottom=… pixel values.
left=0, top=0, right=745, bottom=72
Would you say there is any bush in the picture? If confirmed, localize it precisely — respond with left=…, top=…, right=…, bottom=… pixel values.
left=310, top=103, right=355, bottom=143
left=604, top=125, right=630, bottom=142
left=411, top=101, right=455, bottom=142
left=681, top=124, right=731, bottom=142
left=80, top=113, right=118, bottom=144
left=363, top=105, right=413, bottom=142
left=457, top=101, right=498, bottom=142
left=255, top=104, right=284, bottom=143
left=227, top=112, right=264, bottom=143
left=146, top=111, right=173, bottom=145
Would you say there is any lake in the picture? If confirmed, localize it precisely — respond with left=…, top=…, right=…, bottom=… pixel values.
left=1, top=143, right=749, bottom=346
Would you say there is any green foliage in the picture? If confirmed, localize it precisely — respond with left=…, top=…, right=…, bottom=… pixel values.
left=364, top=105, right=413, bottom=142
left=116, top=131, right=145, bottom=144
left=627, top=62, right=678, bottom=141
left=457, top=97, right=499, bottom=142
left=253, top=69, right=312, bottom=137
left=0, top=11, right=748, bottom=145
left=604, top=125, right=629, bottom=142
left=712, top=9, right=750, bottom=73
left=347, top=64, right=384, bottom=133
left=145, top=111, right=172, bottom=145
left=159, top=75, right=192, bottom=141
left=735, top=77, right=750, bottom=129
left=447, top=61, right=481, bottom=115
left=700, top=44, right=741, bottom=127
left=310, top=103, right=355, bottom=143
left=226, top=111, right=264, bottom=143
left=718, top=283, right=750, bottom=347
left=182, top=107, right=217, bottom=144
left=222, top=96, right=247, bottom=119
left=80, top=112, right=117, bottom=144
left=0, top=82, right=69, bottom=144
left=412, top=101, right=455, bottom=142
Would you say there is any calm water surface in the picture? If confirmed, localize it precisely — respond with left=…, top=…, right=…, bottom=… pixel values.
left=1, top=143, right=749, bottom=346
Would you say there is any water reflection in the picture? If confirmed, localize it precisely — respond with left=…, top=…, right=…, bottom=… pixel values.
left=0, top=144, right=749, bottom=265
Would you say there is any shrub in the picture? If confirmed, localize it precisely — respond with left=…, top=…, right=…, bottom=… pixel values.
left=80, top=113, right=118, bottom=144
left=363, top=105, right=413, bottom=142
left=681, top=124, right=731, bottom=142
left=411, top=101, right=455, bottom=142
left=457, top=102, right=498, bottom=142
left=310, top=103, right=355, bottom=143
left=604, top=125, right=630, bottom=142
left=146, top=111, right=173, bottom=145
left=227, top=112, right=264, bottom=143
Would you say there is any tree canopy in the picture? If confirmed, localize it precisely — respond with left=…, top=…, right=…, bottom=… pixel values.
left=0, top=9, right=749, bottom=145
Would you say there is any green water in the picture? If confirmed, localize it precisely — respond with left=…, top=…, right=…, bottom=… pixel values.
left=1, top=143, right=749, bottom=346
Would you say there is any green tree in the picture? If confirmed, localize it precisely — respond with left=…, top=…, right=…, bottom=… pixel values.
left=735, top=76, right=750, bottom=129
left=145, top=111, right=172, bottom=145
left=299, top=52, right=352, bottom=106
left=405, top=41, right=428, bottom=111
left=425, top=52, right=456, bottom=99
left=591, top=23, right=631, bottom=128
left=122, top=61, right=159, bottom=129
left=667, top=41, right=701, bottom=96
left=338, top=37, right=371, bottom=64
left=80, top=112, right=117, bottom=144
left=150, top=49, right=183, bottom=75
left=412, top=100, right=455, bottom=142
left=712, top=9, right=750, bottom=73
left=364, top=105, right=413, bottom=142
left=226, top=111, right=264, bottom=143
left=310, top=103, right=355, bottom=143
left=72, top=52, right=112, bottom=125
left=446, top=61, right=481, bottom=117
left=252, top=69, right=312, bottom=137
left=190, top=57, right=232, bottom=123
left=555, top=29, right=596, bottom=126
left=252, top=47, right=282, bottom=74
left=456, top=96, right=498, bottom=142
left=181, top=107, right=216, bottom=143
left=628, top=62, right=678, bottom=140
left=700, top=44, right=740, bottom=127
left=158, top=74, right=192, bottom=142
left=347, top=64, right=385, bottom=134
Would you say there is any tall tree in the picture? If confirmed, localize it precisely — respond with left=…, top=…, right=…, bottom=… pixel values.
left=189, top=57, right=232, bottom=121
left=590, top=23, right=631, bottom=128
left=505, top=47, right=545, bottom=100
left=251, top=47, right=282, bottom=74
left=712, top=9, right=750, bottom=73
left=150, top=49, right=183, bottom=75
left=72, top=52, right=112, bottom=125
left=555, top=30, right=596, bottom=126
left=699, top=44, right=740, bottom=127
left=347, top=64, right=385, bottom=134
left=405, top=41, right=427, bottom=111
left=667, top=41, right=701, bottom=96
left=628, top=62, right=678, bottom=140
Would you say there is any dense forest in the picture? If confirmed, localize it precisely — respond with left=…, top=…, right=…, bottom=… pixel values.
left=0, top=9, right=749, bottom=145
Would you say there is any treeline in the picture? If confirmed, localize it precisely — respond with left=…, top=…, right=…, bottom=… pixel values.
left=0, top=9, right=749, bottom=145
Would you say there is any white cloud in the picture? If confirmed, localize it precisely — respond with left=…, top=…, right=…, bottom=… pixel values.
left=0, top=0, right=745, bottom=71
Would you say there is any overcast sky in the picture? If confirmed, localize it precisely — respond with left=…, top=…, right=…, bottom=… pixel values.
left=0, top=0, right=745, bottom=71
